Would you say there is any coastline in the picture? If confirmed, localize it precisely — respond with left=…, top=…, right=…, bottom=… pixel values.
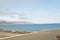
left=0, top=29, right=60, bottom=40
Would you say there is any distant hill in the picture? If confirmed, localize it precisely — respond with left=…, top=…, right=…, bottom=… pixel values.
left=0, top=21, right=32, bottom=25
left=8, top=21, right=32, bottom=24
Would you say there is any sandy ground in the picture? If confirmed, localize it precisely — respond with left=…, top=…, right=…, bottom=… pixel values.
left=0, top=31, right=22, bottom=39
left=0, top=29, right=60, bottom=40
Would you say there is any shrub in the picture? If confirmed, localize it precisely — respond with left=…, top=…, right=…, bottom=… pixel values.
left=12, top=30, right=31, bottom=34
left=0, top=29, right=31, bottom=34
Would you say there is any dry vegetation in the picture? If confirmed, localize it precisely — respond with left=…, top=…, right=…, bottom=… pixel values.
left=0, top=29, right=31, bottom=34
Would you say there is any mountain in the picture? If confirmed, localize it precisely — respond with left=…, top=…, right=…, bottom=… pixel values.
left=0, top=21, right=32, bottom=25
left=8, top=21, right=32, bottom=24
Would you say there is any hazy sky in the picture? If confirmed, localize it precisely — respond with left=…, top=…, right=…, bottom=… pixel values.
left=0, top=0, right=60, bottom=23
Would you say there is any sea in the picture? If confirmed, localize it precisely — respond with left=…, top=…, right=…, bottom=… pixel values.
left=0, top=24, right=60, bottom=32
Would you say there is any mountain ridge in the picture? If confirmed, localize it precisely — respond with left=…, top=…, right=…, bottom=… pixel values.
left=0, top=21, right=32, bottom=25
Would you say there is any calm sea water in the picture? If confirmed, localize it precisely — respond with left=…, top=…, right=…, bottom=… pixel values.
left=0, top=24, right=60, bottom=32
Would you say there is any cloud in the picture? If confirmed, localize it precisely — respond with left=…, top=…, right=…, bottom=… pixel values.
left=0, top=9, right=29, bottom=21
left=0, top=9, right=60, bottom=23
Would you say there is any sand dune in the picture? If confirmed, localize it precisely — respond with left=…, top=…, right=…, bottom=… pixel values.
left=1, top=29, right=60, bottom=40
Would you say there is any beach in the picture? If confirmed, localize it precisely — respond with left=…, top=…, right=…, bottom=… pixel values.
left=0, top=29, right=60, bottom=40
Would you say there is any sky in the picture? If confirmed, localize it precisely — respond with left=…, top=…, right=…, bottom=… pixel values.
left=0, top=0, right=60, bottom=24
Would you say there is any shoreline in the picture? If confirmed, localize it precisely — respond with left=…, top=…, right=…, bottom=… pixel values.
left=0, top=29, right=60, bottom=40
